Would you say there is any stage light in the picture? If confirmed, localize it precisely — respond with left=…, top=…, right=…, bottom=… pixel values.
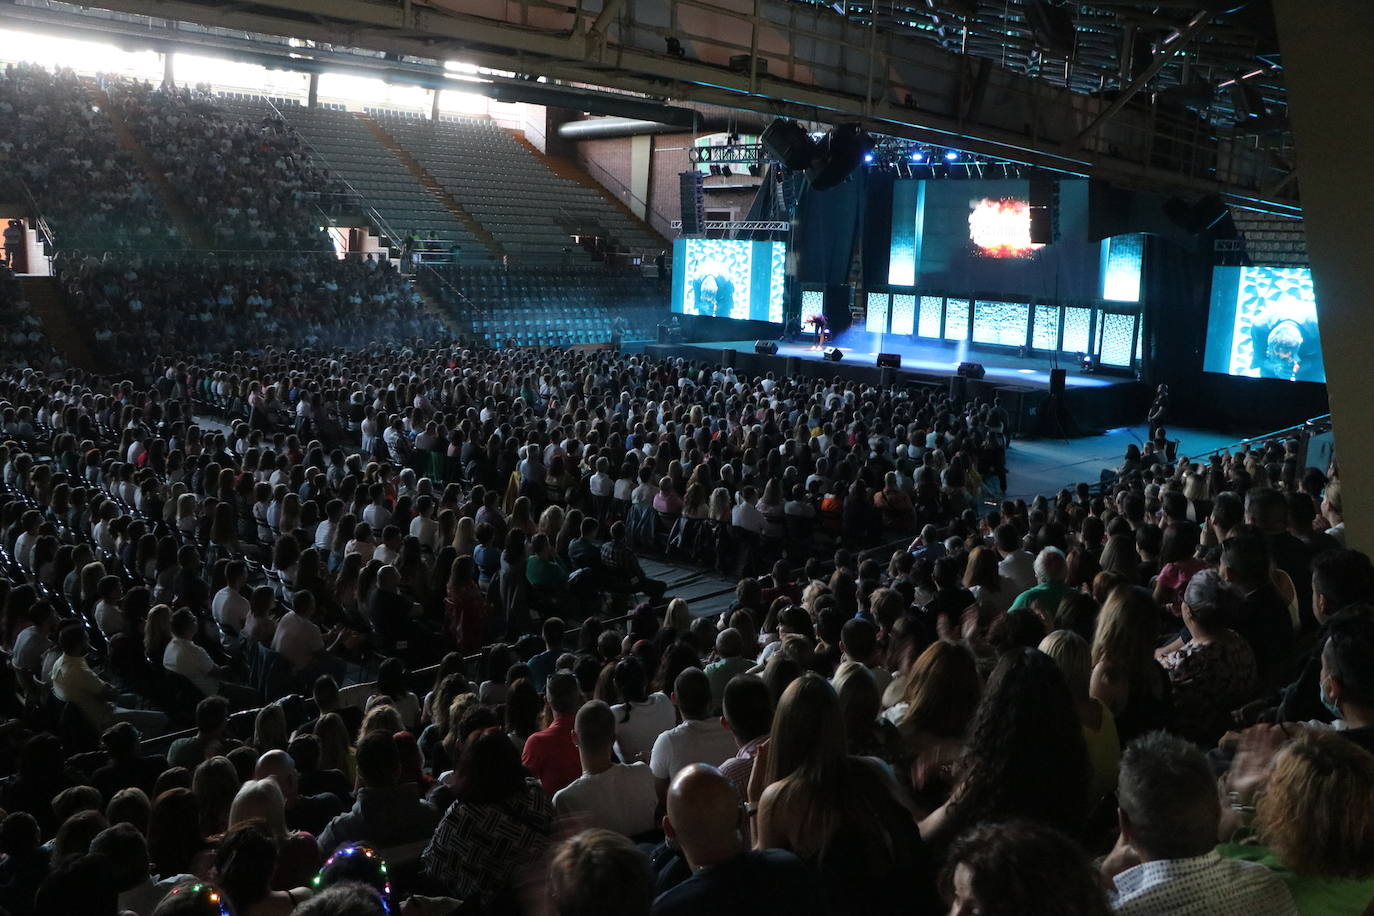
left=863, top=153, right=875, bottom=164
left=1080, top=352, right=1095, bottom=372
left=944, top=150, right=959, bottom=162
left=911, top=151, right=926, bottom=162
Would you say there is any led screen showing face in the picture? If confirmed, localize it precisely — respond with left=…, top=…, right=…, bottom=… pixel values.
left=671, top=238, right=786, bottom=323
left=1203, top=266, right=1325, bottom=383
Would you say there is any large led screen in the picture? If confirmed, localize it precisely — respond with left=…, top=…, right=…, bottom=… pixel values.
left=1203, top=266, right=1325, bottom=383
left=671, top=238, right=787, bottom=323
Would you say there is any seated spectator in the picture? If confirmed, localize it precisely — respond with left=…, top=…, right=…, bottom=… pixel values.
left=1009, top=547, right=1077, bottom=615
left=1221, top=534, right=1296, bottom=690
left=549, top=828, right=654, bottom=916
left=600, top=522, right=666, bottom=601
left=90, top=821, right=187, bottom=916
left=704, top=629, right=753, bottom=713
left=1101, top=731, right=1297, bottom=914
left=650, top=668, right=738, bottom=796
left=523, top=671, right=583, bottom=795
left=0, top=812, right=48, bottom=916
left=1039, top=630, right=1120, bottom=804
left=422, top=730, right=555, bottom=909
left=318, top=730, right=439, bottom=857
left=1158, top=570, right=1258, bottom=746
left=365, top=657, right=422, bottom=731
left=1220, top=729, right=1374, bottom=912
left=718, top=674, right=774, bottom=800
left=163, top=609, right=255, bottom=707
left=1090, top=587, right=1173, bottom=745
left=654, top=763, right=824, bottom=916
left=52, top=623, right=167, bottom=735
left=226, top=777, right=320, bottom=890
left=527, top=617, right=566, bottom=693
left=943, top=820, right=1111, bottom=916
left=168, top=696, right=240, bottom=769
left=271, top=591, right=343, bottom=674
left=254, top=749, right=346, bottom=838
left=1317, top=611, right=1374, bottom=750
left=610, top=656, right=676, bottom=765
left=213, top=820, right=314, bottom=915
left=212, top=561, right=251, bottom=647
left=567, top=517, right=602, bottom=572
left=92, top=721, right=166, bottom=802
left=552, top=700, right=657, bottom=837
left=749, top=673, right=938, bottom=914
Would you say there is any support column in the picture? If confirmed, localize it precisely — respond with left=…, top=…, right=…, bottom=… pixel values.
left=1273, top=0, right=1374, bottom=552
left=162, top=53, right=174, bottom=89
left=431, top=88, right=441, bottom=121
left=308, top=73, right=319, bottom=108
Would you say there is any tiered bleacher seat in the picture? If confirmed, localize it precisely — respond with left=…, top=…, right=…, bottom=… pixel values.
left=423, top=266, right=666, bottom=348
left=216, top=96, right=489, bottom=262
left=375, top=112, right=662, bottom=263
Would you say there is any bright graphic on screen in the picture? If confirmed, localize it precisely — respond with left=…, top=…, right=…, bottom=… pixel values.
left=1203, top=266, right=1325, bottom=383
left=671, top=238, right=787, bottom=324
left=968, top=198, right=1043, bottom=259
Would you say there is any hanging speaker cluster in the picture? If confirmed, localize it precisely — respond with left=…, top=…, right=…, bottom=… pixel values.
left=760, top=119, right=872, bottom=191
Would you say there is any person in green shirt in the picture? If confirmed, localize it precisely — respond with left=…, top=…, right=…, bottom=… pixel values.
left=1218, top=729, right=1374, bottom=915
left=704, top=628, right=753, bottom=714
left=1008, top=547, right=1078, bottom=614
left=526, top=533, right=569, bottom=592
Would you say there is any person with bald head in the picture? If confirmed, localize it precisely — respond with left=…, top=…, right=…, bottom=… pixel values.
left=652, top=764, right=822, bottom=916
left=254, top=748, right=344, bottom=836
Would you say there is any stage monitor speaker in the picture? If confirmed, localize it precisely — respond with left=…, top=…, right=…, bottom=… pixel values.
left=823, top=347, right=844, bottom=362
left=785, top=356, right=801, bottom=376
left=760, top=119, right=817, bottom=171
left=956, top=361, right=986, bottom=379
left=721, top=348, right=736, bottom=368
left=876, top=353, right=902, bottom=369
left=679, top=171, right=705, bottom=234
left=1049, top=367, right=1067, bottom=397
left=755, top=340, right=779, bottom=356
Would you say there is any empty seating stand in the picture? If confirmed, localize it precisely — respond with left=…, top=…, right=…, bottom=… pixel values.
left=215, top=95, right=487, bottom=262
left=373, top=112, right=661, bottom=264
left=422, top=265, right=667, bottom=349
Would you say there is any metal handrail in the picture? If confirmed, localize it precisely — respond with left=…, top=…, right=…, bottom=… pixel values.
left=578, top=157, right=676, bottom=240
left=1186, top=413, right=1332, bottom=462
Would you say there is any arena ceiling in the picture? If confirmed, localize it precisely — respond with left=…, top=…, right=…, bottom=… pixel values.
left=7, top=0, right=1297, bottom=213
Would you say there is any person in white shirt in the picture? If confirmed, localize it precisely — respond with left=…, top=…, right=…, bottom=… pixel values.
left=994, top=524, right=1037, bottom=593
left=589, top=457, right=614, bottom=498
left=553, top=701, right=658, bottom=838
left=94, top=575, right=127, bottom=639
left=212, top=561, right=251, bottom=647
left=409, top=495, right=440, bottom=551
left=315, top=499, right=344, bottom=553
left=650, top=668, right=738, bottom=800
left=271, top=592, right=341, bottom=673
left=730, top=487, right=767, bottom=536
left=1102, top=731, right=1298, bottom=916
left=373, top=526, right=403, bottom=566
left=13, top=510, right=41, bottom=571
left=361, top=484, right=391, bottom=531
left=163, top=609, right=228, bottom=698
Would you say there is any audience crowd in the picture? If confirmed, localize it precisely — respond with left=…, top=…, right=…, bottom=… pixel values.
left=108, top=80, right=347, bottom=252
left=0, top=64, right=182, bottom=252
left=0, top=330, right=1367, bottom=916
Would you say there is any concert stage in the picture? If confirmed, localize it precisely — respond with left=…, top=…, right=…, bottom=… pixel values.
left=645, top=337, right=1148, bottom=436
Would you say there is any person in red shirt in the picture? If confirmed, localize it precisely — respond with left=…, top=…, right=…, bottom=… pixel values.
left=521, top=671, right=583, bottom=795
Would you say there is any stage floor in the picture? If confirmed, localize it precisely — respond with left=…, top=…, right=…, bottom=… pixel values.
left=654, top=338, right=1125, bottom=391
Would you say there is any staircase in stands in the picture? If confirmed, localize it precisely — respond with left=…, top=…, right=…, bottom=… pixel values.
left=355, top=113, right=504, bottom=260
left=22, top=276, right=105, bottom=371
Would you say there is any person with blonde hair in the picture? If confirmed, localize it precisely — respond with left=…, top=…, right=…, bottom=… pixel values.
left=1039, top=629, right=1119, bottom=803
left=227, top=777, right=322, bottom=889
left=662, top=597, right=692, bottom=634
left=886, top=640, right=981, bottom=795
left=1090, top=586, right=1172, bottom=745
left=1221, top=729, right=1374, bottom=913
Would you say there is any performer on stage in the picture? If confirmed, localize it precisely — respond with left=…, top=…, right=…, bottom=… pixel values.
left=808, top=313, right=829, bottom=350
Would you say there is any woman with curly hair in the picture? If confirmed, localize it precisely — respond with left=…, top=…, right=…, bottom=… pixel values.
left=1220, top=729, right=1374, bottom=913
left=944, top=820, right=1111, bottom=916
left=919, top=647, right=1090, bottom=850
